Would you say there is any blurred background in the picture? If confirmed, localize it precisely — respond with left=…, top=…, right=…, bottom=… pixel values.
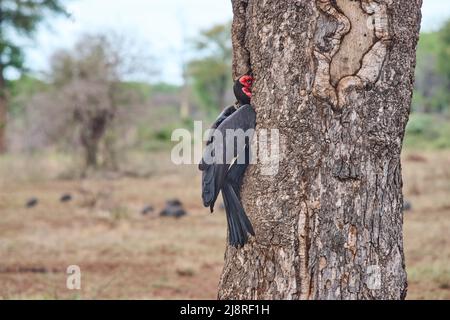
left=0, top=0, right=449, bottom=300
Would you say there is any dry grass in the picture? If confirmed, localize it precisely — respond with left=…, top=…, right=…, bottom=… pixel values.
left=402, top=151, right=450, bottom=300
left=0, top=150, right=449, bottom=300
left=0, top=153, right=225, bottom=300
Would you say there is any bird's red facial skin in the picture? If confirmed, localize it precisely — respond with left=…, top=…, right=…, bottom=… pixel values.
left=239, top=75, right=254, bottom=99
left=239, top=75, right=254, bottom=88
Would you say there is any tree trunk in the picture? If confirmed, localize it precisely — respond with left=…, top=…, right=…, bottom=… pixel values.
left=219, top=0, right=422, bottom=300
left=85, top=141, right=98, bottom=169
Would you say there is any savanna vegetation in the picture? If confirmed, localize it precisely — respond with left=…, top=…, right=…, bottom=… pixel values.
left=405, top=20, right=450, bottom=149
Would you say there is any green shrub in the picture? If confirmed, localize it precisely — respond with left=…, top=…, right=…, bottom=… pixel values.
left=404, top=113, right=450, bottom=150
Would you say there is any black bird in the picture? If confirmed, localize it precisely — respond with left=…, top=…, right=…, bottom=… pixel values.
left=199, top=75, right=256, bottom=247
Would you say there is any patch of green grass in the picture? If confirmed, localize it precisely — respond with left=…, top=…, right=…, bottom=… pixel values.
left=404, top=113, right=450, bottom=150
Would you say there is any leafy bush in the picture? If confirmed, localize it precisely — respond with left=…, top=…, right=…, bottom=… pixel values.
left=404, top=114, right=450, bottom=149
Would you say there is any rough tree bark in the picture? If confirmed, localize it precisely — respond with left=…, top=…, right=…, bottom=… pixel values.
left=219, top=0, right=422, bottom=300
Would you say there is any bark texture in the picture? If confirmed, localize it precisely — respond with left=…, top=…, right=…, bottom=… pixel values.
left=219, top=0, right=422, bottom=300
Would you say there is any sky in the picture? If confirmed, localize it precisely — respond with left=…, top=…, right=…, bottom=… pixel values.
left=26, top=0, right=450, bottom=84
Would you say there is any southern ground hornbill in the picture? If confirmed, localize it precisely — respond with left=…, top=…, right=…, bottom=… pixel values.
left=199, top=75, right=256, bottom=247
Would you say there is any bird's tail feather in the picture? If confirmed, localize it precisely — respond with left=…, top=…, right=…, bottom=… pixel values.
left=222, top=183, right=255, bottom=247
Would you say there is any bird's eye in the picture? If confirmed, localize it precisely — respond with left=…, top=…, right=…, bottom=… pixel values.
left=239, top=75, right=254, bottom=87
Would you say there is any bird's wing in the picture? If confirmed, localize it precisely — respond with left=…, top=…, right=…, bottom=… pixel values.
left=225, top=105, right=256, bottom=198
left=199, top=105, right=236, bottom=171
left=205, top=105, right=237, bottom=145
left=200, top=104, right=256, bottom=211
left=199, top=106, right=236, bottom=210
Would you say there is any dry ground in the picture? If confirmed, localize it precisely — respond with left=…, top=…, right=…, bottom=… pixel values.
left=0, top=151, right=448, bottom=299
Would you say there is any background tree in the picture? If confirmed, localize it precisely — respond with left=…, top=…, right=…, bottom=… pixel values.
left=437, top=19, right=450, bottom=106
left=0, top=0, right=68, bottom=153
left=413, top=31, right=447, bottom=113
left=188, top=23, right=232, bottom=114
left=219, top=0, right=422, bottom=300
left=24, top=33, right=152, bottom=174
left=51, top=34, right=121, bottom=171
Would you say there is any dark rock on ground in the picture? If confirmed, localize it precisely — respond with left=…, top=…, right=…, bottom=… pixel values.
left=26, top=198, right=39, bottom=209
left=60, top=194, right=73, bottom=203
left=141, top=205, right=154, bottom=215
left=160, top=199, right=187, bottom=218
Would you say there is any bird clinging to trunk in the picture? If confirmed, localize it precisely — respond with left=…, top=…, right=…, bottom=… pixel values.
left=199, top=75, right=256, bottom=247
